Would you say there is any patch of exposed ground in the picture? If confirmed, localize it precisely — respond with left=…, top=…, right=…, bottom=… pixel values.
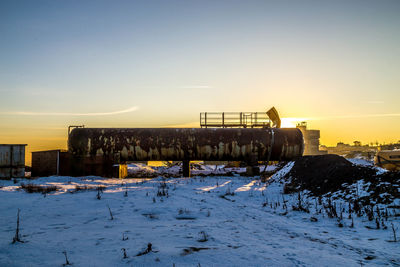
left=283, top=155, right=400, bottom=204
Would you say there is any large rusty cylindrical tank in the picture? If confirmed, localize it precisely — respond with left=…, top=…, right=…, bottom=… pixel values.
left=68, top=128, right=304, bottom=163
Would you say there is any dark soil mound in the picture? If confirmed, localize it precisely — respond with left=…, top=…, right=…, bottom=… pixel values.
left=284, top=154, right=377, bottom=195
left=361, top=171, right=400, bottom=204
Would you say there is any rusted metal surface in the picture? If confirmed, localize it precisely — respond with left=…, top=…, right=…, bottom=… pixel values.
left=374, top=150, right=400, bottom=171
left=68, top=125, right=84, bottom=136
left=63, top=154, right=114, bottom=177
left=68, top=128, right=304, bottom=164
left=0, top=144, right=26, bottom=179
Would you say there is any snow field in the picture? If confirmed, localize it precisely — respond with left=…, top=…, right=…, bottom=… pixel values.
left=0, top=163, right=399, bottom=266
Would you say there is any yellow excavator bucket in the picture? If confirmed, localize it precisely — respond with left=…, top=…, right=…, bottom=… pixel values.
left=267, top=107, right=281, bottom=128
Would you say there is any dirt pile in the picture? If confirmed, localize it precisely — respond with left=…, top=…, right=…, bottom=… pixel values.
left=284, top=154, right=378, bottom=196
left=20, top=183, right=59, bottom=194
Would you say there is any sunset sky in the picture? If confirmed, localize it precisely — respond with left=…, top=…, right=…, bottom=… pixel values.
left=1, top=0, right=400, bottom=165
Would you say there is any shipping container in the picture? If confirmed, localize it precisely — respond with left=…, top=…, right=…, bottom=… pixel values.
left=31, top=150, right=69, bottom=177
left=0, top=144, right=27, bottom=179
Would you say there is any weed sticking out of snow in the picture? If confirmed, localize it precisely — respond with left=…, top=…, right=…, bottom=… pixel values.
left=62, top=251, right=72, bottom=266
left=11, top=209, right=24, bottom=244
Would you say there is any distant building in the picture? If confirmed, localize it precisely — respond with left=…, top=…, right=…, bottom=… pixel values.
left=296, top=122, right=327, bottom=155
left=336, top=142, right=350, bottom=149
left=324, top=141, right=376, bottom=159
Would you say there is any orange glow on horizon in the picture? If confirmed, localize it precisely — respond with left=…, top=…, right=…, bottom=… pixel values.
left=1, top=115, right=399, bottom=167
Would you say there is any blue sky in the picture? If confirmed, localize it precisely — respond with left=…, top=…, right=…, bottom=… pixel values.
left=1, top=0, right=400, bottom=160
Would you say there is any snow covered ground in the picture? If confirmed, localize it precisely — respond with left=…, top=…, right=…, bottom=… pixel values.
left=126, top=163, right=277, bottom=177
left=0, top=163, right=399, bottom=266
left=347, top=158, right=374, bottom=167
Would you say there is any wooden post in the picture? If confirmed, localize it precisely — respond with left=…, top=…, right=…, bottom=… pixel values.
left=182, top=160, right=190, bottom=177
left=10, top=145, right=13, bottom=178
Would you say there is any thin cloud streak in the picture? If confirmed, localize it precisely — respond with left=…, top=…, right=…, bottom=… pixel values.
left=0, top=106, right=139, bottom=116
left=280, top=113, right=400, bottom=125
left=365, top=101, right=384, bottom=104
left=308, top=113, right=400, bottom=120
left=179, top=85, right=212, bottom=89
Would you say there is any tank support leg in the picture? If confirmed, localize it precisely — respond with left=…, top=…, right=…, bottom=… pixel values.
left=246, top=166, right=260, bottom=176
left=246, top=154, right=260, bottom=176
left=182, top=160, right=191, bottom=177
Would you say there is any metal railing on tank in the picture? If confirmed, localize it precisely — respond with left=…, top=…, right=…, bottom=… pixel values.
left=200, top=112, right=271, bottom=128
